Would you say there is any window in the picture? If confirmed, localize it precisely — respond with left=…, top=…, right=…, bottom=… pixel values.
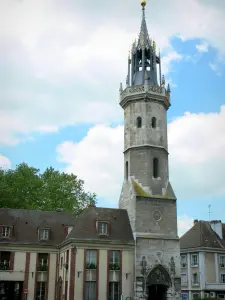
left=151, top=117, right=156, bottom=128
left=125, top=161, right=128, bottom=181
left=181, top=274, right=187, bottom=286
left=86, top=250, right=97, bottom=269
left=181, top=255, right=187, bottom=268
left=109, top=251, right=120, bottom=270
left=109, top=282, right=120, bottom=300
left=85, top=282, right=96, bottom=300
left=191, top=254, right=198, bottom=267
left=153, top=158, right=159, bottom=178
left=2, top=226, right=10, bottom=237
left=39, top=229, right=49, bottom=241
left=0, top=251, right=11, bottom=271
left=193, top=293, right=200, bottom=300
left=35, top=282, right=46, bottom=300
left=221, top=274, right=225, bottom=283
left=38, top=253, right=48, bottom=272
left=192, top=273, right=199, bottom=285
left=99, top=222, right=108, bottom=235
left=137, top=116, right=142, bottom=128
left=220, top=256, right=225, bottom=268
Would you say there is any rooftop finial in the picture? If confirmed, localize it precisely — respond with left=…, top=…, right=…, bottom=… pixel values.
left=140, top=0, right=147, bottom=8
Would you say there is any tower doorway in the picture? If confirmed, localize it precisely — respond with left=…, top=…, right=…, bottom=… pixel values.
left=146, top=264, right=172, bottom=300
left=147, top=284, right=167, bottom=300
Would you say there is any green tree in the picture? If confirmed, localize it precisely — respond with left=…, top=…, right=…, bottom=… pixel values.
left=0, top=163, right=96, bottom=214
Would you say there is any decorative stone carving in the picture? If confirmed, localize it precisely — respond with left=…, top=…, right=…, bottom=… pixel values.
left=129, top=86, right=145, bottom=93
left=169, top=257, right=176, bottom=276
left=148, top=85, right=163, bottom=94
left=146, top=264, right=172, bottom=288
left=153, top=210, right=162, bottom=221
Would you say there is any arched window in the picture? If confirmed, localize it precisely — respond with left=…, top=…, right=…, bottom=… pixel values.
left=151, top=117, right=156, bottom=128
left=125, top=161, right=129, bottom=180
left=137, top=117, right=142, bottom=128
left=153, top=158, right=159, bottom=178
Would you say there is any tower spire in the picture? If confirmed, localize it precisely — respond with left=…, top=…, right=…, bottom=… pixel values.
left=128, top=0, right=160, bottom=86
left=138, top=0, right=151, bottom=50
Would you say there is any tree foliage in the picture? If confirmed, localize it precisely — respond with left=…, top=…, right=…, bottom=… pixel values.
left=0, top=163, right=96, bottom=215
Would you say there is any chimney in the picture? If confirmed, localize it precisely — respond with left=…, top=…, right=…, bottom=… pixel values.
left=194, top=219, right=198, bottom=225
left=210, top=220, right=223, bottom=239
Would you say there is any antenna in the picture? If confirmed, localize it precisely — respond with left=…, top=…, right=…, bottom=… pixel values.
left=208, top=205, right=211, bottom=222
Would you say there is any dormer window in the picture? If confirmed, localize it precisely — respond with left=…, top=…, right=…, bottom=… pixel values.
left=2, top=226, right=10, bottom=237
left=39, top=229, right=50, bottom=241
left=99, top=222, right=108, bottom=235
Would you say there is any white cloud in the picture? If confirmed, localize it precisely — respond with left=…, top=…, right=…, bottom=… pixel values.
left=178, top=215, right=194, bottom=237
left=0, top=155, right=11, bottom=169
left=57, top=125, right=124, bottom=204
left=196, top=42, right=209, bottom=53
left=57, top=105, right=225, bottom=204
left=0, top=0, right=225, bottom=145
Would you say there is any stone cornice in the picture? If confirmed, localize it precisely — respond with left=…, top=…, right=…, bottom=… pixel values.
left=58, top=238, right=135, bottom=249
left=120, top=84, right=170, bottom=110
left=180, top=247, right=225, bottom=253
left=124, top=144, right=169, bottom=155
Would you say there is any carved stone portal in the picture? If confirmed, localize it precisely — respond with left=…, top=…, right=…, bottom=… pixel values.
left=146, top=264, right=172, bottom=288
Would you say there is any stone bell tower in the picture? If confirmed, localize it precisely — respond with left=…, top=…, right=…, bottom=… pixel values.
left=118, top=1, right=181, bottom=299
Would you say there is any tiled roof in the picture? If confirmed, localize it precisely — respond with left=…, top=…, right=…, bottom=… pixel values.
left=180, top=221, right=225, bottom=250
left=66, top=206, right=134, bottom=243
left=0, top=208, right=76, bottom=246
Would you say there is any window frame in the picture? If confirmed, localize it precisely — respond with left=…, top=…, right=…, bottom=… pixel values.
left=2, top=226, right=11, bottom=238
left=219, top=255, right=225, bottom=268
left=153, top=157, right=159, bottom=178
left=181, top=255, right=187, bottom=268
left=221, top=273, right=225, bottom=283
left=109, top=281, right=120, bottom=300
left=192, top=272, right=199, bottom=285
left=39, top=228, right=50, bottom=241
left=191, top=254, right=198, bottom=267
left=35, top=282, right=46, bottom=300
left=151, top=117, right=157, bottom=128
left=85, top=281, right=96, bottom=300
left=99, top=222, right=108, bottom=235
left=181, top=273, right=187, bottom=286
left=86, top=250, right=97, bottom=269
left=137, top=116, right=142, bottom=128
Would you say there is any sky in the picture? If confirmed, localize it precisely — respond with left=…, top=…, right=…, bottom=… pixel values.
left=0, top=0, right=225, bottom=237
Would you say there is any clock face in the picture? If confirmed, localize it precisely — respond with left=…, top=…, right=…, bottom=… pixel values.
left=153, top=210, right=162, bottom=221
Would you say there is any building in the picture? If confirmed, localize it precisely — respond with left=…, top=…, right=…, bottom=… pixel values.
left=0, top=206, right=134, bottom=300
left=180, top=220, right=225, bottom=300
left=118, top=0, right=181, bottom=299
left=0, top=1, right=181, bottom=300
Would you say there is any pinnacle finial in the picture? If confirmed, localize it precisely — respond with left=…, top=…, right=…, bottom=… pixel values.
left=140, top=0, right=147, bottom=8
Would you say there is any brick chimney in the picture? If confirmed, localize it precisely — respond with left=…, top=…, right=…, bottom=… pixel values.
left=210, top=220, right=223, bottom=239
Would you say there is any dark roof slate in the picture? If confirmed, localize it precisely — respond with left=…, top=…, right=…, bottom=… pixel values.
left=180, top=221, right=225, bottom=250
left=0, top=208, right=75, bottom=246
left=66, top=206, right=134, bottom=242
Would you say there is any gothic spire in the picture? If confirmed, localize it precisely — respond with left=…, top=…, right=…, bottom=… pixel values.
left=137, top=0, right=151, bottom=50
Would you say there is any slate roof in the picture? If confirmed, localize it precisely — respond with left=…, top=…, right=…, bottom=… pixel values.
left=0, top=206, right=134, bottom=247
left=180, top=220, right=225, bottom=250
left=66, top=206, right=134, bottom=243
left=0, top=208, right=76, bottom=246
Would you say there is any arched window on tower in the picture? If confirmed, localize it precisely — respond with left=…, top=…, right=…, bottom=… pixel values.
left=151, top=117, right=156, bottom=128
left=153, top=158, right=159, bottom=178
left=137, top=117, right=142, bottom=128
left=125, top=161, right=129, bottom=181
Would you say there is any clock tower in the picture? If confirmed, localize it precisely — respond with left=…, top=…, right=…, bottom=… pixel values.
left=119, top=1, right=181, bottom=299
